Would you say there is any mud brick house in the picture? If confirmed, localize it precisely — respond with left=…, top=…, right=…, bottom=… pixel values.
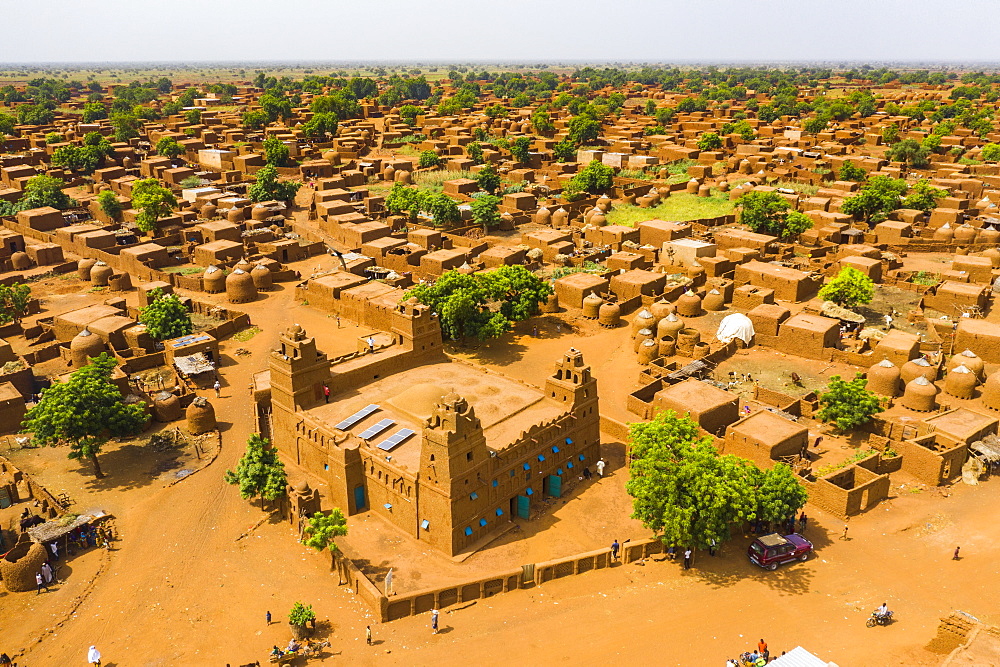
left=554, top=272, right=609, bottom=309
left=776, top=314, right=840, bottom=360
left=953, top=319, right=1000, bottom=363
left=734, top=260, right=821, bottom=303
left=261, top=311, right=600, bottom=556
left=650, top=378, right=739, bottom=435
left=723, top=410, right=809, bottom=467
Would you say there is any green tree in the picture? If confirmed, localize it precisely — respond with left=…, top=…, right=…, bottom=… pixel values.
left=0, top=283, right=31, bottom=324
left=818, top=266, right=874, bottom=308
left=156, top=136, right=183, bottom=159
left=288, top=601, right=316, bottom=627
left=840, top=175, right=907, bottom=223
left=398, top=104, right=421, bottom=125
left=408, top=266, right=552, bottom=342
left=696, top=132, right=722, bottom=151
left=21, top=353, right=149, bottom=478
left=179, top=175, right=203, bottom=189
left=838, top=161, right=866, bottom=182
left=224, top=434, right=288, bottom=509
left=302, top=509, right=348, bottom=552
left=0, top=113, right=14, bottom=136
left=569, top=160, right=614, bottom=194
left=781, top=210, right=813, bottom=241
left=881, top=124, right=900, bottom=144
left=476, top=164, right=501, bottom=195
left=737, top=191, right=791, bottom=235
left=802, top=116, right=828, bottom=134
left=16, top=104, right=54, bottom=126
left=109, top=111, right=141, bottom=142
left=263, top=136, right=290, bottom=167
left=567, top=115, right=600, bottom=145
left=131, top=178, right=177, bottom=233
left=424, top=192, right=460, bottom=227
left=45, top=132, right=63, bottom=145
left=626, top=411, right=807, bottom=550
left=81, top=102, right=107, bottom=123
left=466, top=141, right=483, bottom=164
left=418, top=150, right=441, bottom=168
left=96, top=190, right=122, bottom=221
left=300, top=112, right=337, bottom=141
left=50, top=146, right=102, bottom=174
left=901, top=179, right=947, bottom=213
left=242, top=109, right=268, bottom=130
left=508, top=136, right=532, bottom=164
left=384, top=182, right=424, bottom=219
left=531, top=108, right=554, bottom=134
left=138, top=288, right=192, bottom=341
left=982, top=143, right=1000, bottom=162
left=552, top=140, right=576, bottom=162
left=470, top=194, right=501, bottom=230
left=817, top=374, right=883, bottom=432
left=886, top=138, right=929, bottom=168
left=184, top=109, right=202, bottom=125
left=248, top=164, right=300, bottom=202
left=20, top=174, right=73, bottom=210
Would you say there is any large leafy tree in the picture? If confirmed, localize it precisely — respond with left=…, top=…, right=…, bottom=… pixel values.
left=901, top=179, right=947, bottom=213
left=384, top=182, right=424, bottom=219
left=96, top=190, right=123, bottom=221
left=626, top=411, right=808, bottom=550
left=20, top=174, right=74, bottom=210
left=818, top=374, right=883, bottom=432
left=886, top=138, right=930, bottom=169
left=840, top=175, right=907, bottom=224
left=508, top=136, right=532, bottom=164
left=109, top=111, right=141, bottom=142
left=131, top=178, right=177, bottom=233
left=424, top=192, right=460, bottom=227
left=408, top=266, right=552, bottom=342
left=262, top=136, right=290, bottom=167
left=225, top=434, right=287, bottom=509
left=21, top=353, right=149, bottom=478
left=476, top=164, right=501, bottom=194
left=300, top=112, right=337, bottom=141
left=569, top=159, right=614, bottom=194
left=242, top=109, right=268, bottom=130
left=302, top=509, right=348, bottom=552
left=156, top=136, right=183, bottom=158
left=470, top=194, right=501, bottom=230
left=139, top=288, right=193, bottom=341
left=696, top=132, right=723, bottom=151
left=819, top=266, right=874, bottom=308
left=737, top=190, right=812, bottom=239
left=0, top=283, right=31, bottom=324
left=248, top=164, right=300, bottom=202
left=567, top=115, right=600, bottom=145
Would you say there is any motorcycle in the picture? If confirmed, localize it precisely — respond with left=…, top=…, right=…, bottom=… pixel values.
left=867, top=610, right=894, bottom=627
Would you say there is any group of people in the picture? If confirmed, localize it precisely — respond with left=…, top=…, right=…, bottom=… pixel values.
left=729, top=638, right=773, bottom=665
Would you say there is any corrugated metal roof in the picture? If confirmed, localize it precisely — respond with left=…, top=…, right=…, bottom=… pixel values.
left=769, top=646, right=832, bottom=667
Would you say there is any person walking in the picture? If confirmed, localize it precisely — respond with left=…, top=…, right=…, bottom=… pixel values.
left=266, top=611, right=272, bottom=625
left=611, top=539, right=620, bottom=561
left=954, top=546, right=961, bottom=560
left=758, top=639, right=769, bottom=661
left=87, top=645, right=102, bottom=667
left=596, top=459, right=605, bottom=477
left=49, top=542, right=58, bottom=560
left=366, top=625, right=372, bottom=645
left=430, top=609, right=439, bottom=634
left=213, top=380, right=221, bottom=398
left=799, top=511, right=807, bottom=532
left=709, top=539, right=717, bottom=557
left=842, top=523, right=849, bottom=541
left=683, top=548, right=692, bottom=570
left=323, top=384, right=330, bottom=403
left=36, top=572, right=47, bottom=594
left=41, top=561, right=53, bottom=584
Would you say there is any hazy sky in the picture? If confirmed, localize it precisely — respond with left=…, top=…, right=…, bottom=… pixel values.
left=5, top=0, right=1000, bottom=64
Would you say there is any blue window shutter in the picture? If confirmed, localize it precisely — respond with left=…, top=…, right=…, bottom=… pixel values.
left=492, top=479, right=498, bottom=487
left=470, top=492, right=478, bottom=500
left=552, top=446, right=560, bottom=453
left=495, top=508, right=504, bottom=516
left=464, top=526, right=473, bottom=536
left=526, top=487, right=534, bottom=496
left=538, top=455, right=545, bottom=462
left=479, top=518, right=487, bottom=527
left=421, top=519, right=430, bottom=530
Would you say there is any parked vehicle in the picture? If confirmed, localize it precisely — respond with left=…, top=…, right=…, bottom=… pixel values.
left=747, top=533, right=813, bottom=570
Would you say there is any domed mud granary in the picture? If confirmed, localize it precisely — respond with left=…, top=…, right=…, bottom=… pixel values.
left=187, top=396, right=217, bottom=434
left=77, top=257, right=97, bottom=280
left=901, top=357, right=937, bottom=384
left=152, top=391, right=183, bottom=422
left=70, top=328, right=105, bottom=368
left=203, top=265, right=226, bottom=293
left=632, top=309, right=655, bottom=336
left=0, top=539, right=48, bottom=593
left=226, top=268, right=257, bottom=304
left=90, top=261, right=113, bottom=286
left=598, top=302, right=620, bottom=328
left=948, top=349, right=985, bottom=381
left=901, top=375, right=939, bottom=412
left=982, top=372, right=1000, bottom=411
left=944, top=365, right=977, bottom=399
left=10, top=251, right=31, bottom=270
left=582, top=294, right=603, bottom=319
left=638, top=338, right=659, bottom=364
left=658, top=312, right=684, bottom=340
left=867, top=359, right=901, bottom=397
left=703, top=289, right=726, bottom=311
left=250, top=263, right=273, bottom=291
left=676, top=291, right=702, bottom=318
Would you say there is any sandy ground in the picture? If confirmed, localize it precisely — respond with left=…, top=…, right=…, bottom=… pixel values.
left=3, top=236, right=1000, bottom=666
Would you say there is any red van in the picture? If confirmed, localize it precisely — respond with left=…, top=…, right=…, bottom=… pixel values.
left=748, top=533, right=813, bottom=570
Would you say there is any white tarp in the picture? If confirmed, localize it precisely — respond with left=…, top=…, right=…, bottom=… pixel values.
left=716, top=313, right=755, bottom=345
left=769, top=646, right=836, bottom=667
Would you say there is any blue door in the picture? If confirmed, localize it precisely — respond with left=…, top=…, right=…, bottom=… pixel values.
left=353, top=485, right=367, bottom=511
left=516, top=495, right=530, bottom=519
left=547, top=475, right=562, bottom=498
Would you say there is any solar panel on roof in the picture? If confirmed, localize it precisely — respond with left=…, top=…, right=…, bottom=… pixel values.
left=335, top=404, right=379, bottom=430
left=358, top=418, right=394, bottom=440
left=376, top=428, right=416, bottom=452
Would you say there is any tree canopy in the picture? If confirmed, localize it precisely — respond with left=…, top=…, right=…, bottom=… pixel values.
left=840, top=175, right=907, bottom=224
left=224, top=434, right=288, bottom=509
left=263, top=136, right=290, bottom=167
left=21, top=352, right=149, bottom=477
left=96, top=190, right=122, bottom=221
left=156, top=136, right=184, bottom=158
left=408, top=265, right=553, bottom=342
left=818, top=374, right=883, bottom=432
left=568, top=159, right=614, bottom=195
left=901, top=179, right=947, bottom=213
left=737, top=191, right=813, bottom=240
left=0, top=283, right=31, bottom=324
left=20, top=174, right=74, bottom=210
left=886, top=138, right=930, bottom=168
left=302, top=509, right=348, bottom=552
left=696, top=132, right=723, bottom=151
left=818, top=266, right=874, bottom=308
left=470, top=194, right=501, bottom=230
left=476, top=164, right=501, bottom=194
left=626, top=411, right=808, bottom=550
left=139, top=288, right=193, bottom=341
left=248, top=164, right=300, bottom=202
left=131, top=178, right=177, bottom=233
